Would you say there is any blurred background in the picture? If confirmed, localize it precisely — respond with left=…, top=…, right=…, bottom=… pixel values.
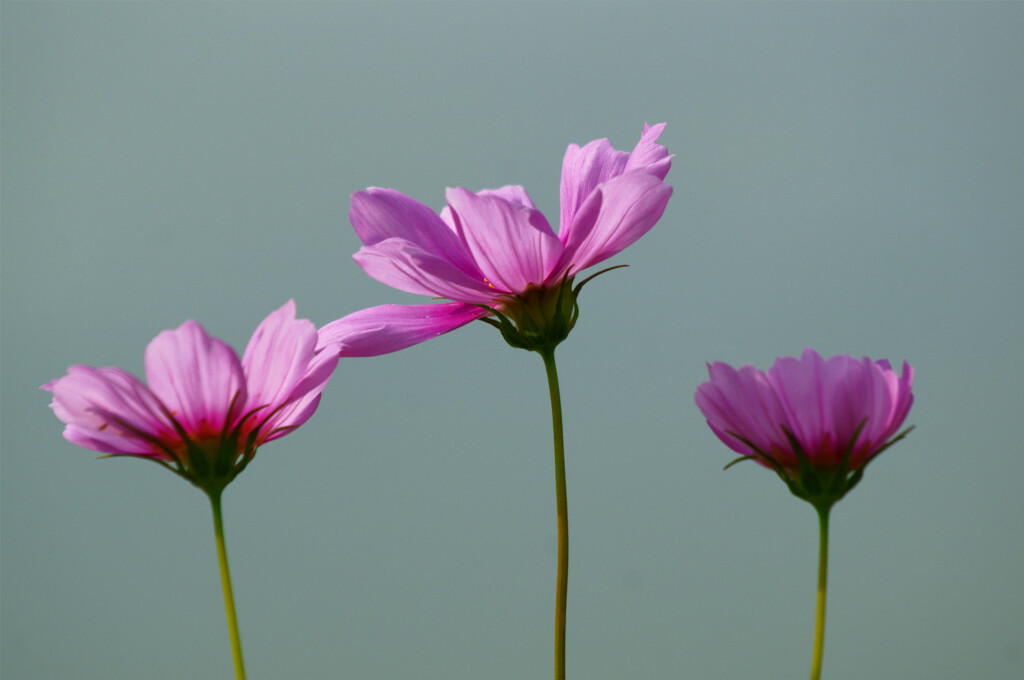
left=3, top=3, right=1022, bottom=679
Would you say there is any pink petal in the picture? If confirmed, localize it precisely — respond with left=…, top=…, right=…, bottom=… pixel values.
left=144, top=320, right=247, bottom=438
left=43, top=366, right=176, bottom=456
left=259, top=343, right=339, bottom=442
left=240, top=300, right=319, bottom=424
left=353, top=238, right=497, bottom=303
left=555, top=172, right=672, bottom=277
left=889, top=362, right=915, bottom=434
left=814, top=354, right=857, bottom=438
left=319, top=302, right=488, bottom=357
left=445, top=187, right=563, bottom=294
left=695, top=362, right=790, bottom=462
left=768, top=349, right=829, bottom=457
left=475, top=185, right=538, bottom=209
left=559, top=123, right=671, bottom=235
left=559, top=138, right=629, bottom=236
left=623, top=122, right=672, bottom=180
left=857, top=358, right=914, bottom=461
left=439, top=186, right=537, bottom=229
left=350, top=189, right=480, bottom=276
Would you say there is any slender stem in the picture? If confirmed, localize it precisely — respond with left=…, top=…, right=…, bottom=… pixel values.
left=540, top=348, right=568, bottom=680
left=208, top=489, right=247, bottom=680
left=809, top=505, right=831, bottom=680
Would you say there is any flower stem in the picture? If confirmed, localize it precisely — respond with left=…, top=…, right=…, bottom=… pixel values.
left=809, top=505, right=831, bottom=680
left=539, top=348, right=568, bottom=680
left=208, top=489, right=247, bottom=680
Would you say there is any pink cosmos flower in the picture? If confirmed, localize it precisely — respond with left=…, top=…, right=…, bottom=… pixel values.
left=321, top=123, right=673, bottom=355
left=43, top=300, right=339, bottom=491
left=694, top=348, right=914, bottom=505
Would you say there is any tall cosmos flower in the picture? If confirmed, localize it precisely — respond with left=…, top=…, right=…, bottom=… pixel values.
left=42, top=301, right=339, bottom=680
left=694, top=348, right=914, bottom=680
left=320, top=123, right=672, bottom=355
left=320, top=125, right=672, bottom=680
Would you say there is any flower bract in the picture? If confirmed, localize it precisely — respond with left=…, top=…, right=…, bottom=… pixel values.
left=321, top=123, right=673, bottom=355
left=43, top=301, right=339, bottom=494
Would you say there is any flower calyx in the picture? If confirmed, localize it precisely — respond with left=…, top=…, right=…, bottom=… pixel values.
left=477, top=265, right=627, bottom=353
left=723, top=419, right=915, bottom=512
left=100, top=394, right=274, bottom=498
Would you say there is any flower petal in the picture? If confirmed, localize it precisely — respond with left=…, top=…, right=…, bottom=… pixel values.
left=890, top=361, right=915, bottom=434
left=353, top=237, right=497, bottom=303
left=350, top=188, right=479, bottom=276
left=319, top=302, right=488, bottom=357
left=439, top=186, right=536, bottom=231
left=240, top=301, right=321, bottom=428
left=43, top=366, right=177, bottom=456
left=559, top=138, right=629, bottom=235
left=623, top=122, right=672, bottom=180
left=258, top=343, right=339, bottom=442
left=768, top=348, right=829, bottom=457
left=445, top=187, right=562, bottom=294
left=559, top=123, right=671, bottom=235
left=555, top=172, right=672, bottom=276
left=476, top=184, right=538, bottom=210
left=695, top=361, right=790, bottom=463
left=144, top=320, right=247, bottom=438
left=849, top=357, right=914, bottom=466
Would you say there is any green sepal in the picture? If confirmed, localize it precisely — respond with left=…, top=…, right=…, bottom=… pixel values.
left=572, top=264, right=628, bottom=297
left=723, top=454, right=757, bottom=471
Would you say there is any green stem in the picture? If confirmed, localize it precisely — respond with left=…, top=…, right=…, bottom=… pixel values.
left=208, top=489, right=247, bottom=680
left=540, top=348, right=568, bottom=680
left=809, top=505, right=831, bottom=680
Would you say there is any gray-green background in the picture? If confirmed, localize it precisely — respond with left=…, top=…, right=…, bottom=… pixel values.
left=3, top=2, right=1022, bottom=679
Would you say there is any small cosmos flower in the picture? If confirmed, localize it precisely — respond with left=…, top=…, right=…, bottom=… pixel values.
left=694, top=348, right=914, bottom=507
left=43, top=300, right=339, bottom=494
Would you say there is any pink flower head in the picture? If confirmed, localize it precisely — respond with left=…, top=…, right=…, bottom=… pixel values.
left=694, top=348, right=914, bottom=508
left=322, top=123, right=673, bottom=355
left=43, top=301, right=339, bottom=494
